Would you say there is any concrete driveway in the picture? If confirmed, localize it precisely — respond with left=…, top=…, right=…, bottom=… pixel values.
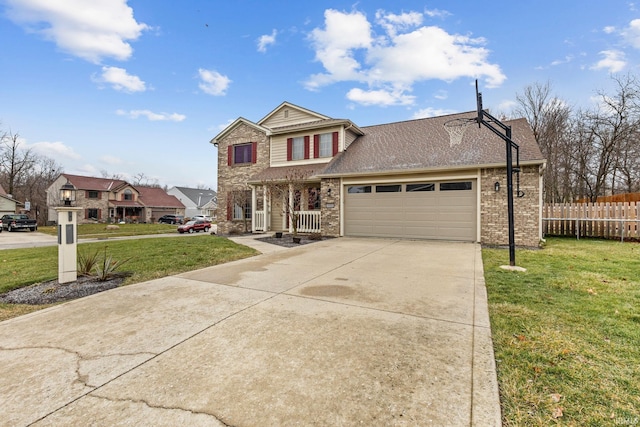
left=0, top=237, right=500, bottom=426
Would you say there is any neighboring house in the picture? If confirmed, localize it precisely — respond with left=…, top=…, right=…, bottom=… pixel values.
left=0, top=184, right=20, bottom=217
left=46, top=174, right=185, bottom=224
left=167, top=187, right=217, bottom=219
left=211, top=102, right=546, bottom=247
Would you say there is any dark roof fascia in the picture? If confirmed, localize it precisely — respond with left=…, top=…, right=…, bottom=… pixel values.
left=315, top=159, right=546, bottom=179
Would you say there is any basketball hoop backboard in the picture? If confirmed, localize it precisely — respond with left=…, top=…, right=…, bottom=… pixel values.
left=475, top=79, right=483, bottom=128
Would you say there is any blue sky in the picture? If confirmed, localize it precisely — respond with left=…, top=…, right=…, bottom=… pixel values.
left=2, top=0, right=640, bottom=190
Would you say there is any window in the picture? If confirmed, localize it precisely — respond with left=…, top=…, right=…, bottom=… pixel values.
left=347, top=185, right=371, bottom=193
left=406, top=183, right=435, bottom=192
left=87, top=209, right=99, bottom=220
left=233, top=201, right=252, bottom=220
left=233, top=143, right=253, bottom=164
left=440, top=182, right=472, bottom=191
left=308, top=187, right=320, bottom=210
left=319, top=133, right=332, bottom=157
left=376, top=184, right=401, bottom=192
left=292, top=137, right=304, bottom=160
left=87, top=190, right=99, bottom=199
left=123, top=189, right=133, bottom=200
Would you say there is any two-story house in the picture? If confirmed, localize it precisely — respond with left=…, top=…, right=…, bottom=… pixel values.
left=167, top=187, right=217, bottom=219
left=212, top=102, right=546, bottom=247
left=46, top=174, right=185, bottom=224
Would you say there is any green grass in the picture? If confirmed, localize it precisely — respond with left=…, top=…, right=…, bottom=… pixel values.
left=483, top=238, right=640, bottom=426
left=0, top=235, right=258, bottom=321
left=38, top=223, right=180, bottom=239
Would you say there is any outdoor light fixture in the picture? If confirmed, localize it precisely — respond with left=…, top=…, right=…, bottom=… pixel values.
left=59, top=180, right=77, bottom=206
left=494, top=181, right=500, bottom=192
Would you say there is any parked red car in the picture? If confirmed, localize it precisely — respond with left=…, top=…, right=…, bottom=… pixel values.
left=177, top=219, right=211, bottom=234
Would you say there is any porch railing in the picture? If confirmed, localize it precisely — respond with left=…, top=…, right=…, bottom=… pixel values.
left=255, top=210, right=266, bottom=232
left=296, top=210, right=322, bottom=233
left=253, top=210, right=321, bottom=233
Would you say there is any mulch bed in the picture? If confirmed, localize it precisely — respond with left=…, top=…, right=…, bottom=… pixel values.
left=0, top=274, right=127, bottom=305
left=255, top=234, right=329, bottom=248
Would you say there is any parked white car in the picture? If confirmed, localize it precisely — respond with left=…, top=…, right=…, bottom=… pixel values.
left=192, top=215, right=212, bottom=222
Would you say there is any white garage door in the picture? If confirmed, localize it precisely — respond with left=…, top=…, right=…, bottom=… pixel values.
left=344, top=180, right=477, bottom=241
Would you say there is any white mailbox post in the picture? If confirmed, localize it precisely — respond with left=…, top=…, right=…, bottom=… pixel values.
left=55, top=181, right=81, bottom=284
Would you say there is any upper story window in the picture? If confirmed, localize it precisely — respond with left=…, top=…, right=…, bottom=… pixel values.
left=318, top=133, right=332, bottom=157
left=292, top=137, right=305, bottom=160
left=87, top=190, right=99, bottom=199
left=228, top=142, right=257, bottom=165
left=123, top=189, right=133, bottom=201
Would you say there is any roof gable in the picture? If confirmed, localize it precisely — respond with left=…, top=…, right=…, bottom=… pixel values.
left=258, top=102, right=330, bottom=129
left=137, top=187, right=184, bottom=208
left=171, top=187, right=217, bottom=206
left=210, top=117, right=269, bottom=145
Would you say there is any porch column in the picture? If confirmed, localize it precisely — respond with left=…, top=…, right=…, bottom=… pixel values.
left=288, top=184, right=294, bottom=233
left=263, top=186, right=269, bottom=232
left=251, top=185, right=257, bottom=232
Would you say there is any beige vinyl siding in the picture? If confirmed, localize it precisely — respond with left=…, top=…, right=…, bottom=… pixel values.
left=345, top=129, right=359, bottom=149
left=270, top=126, right=343, bottom=166
left=261, top=107, right=323, bottom=129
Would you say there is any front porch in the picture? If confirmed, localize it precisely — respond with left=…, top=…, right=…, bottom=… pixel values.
left=254, top=209, right=321, bottom=233
left=250, top=182, right=322, bottom=234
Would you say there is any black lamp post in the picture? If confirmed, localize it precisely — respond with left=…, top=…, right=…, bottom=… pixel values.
left=60, top=181, right=76, bottom=207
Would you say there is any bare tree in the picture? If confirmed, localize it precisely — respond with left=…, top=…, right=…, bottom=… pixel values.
left=0, top=130, right=37, bottom=196
left=515, top=81, right=573, bottom=202
left=261, top=168, right=312, bottom=239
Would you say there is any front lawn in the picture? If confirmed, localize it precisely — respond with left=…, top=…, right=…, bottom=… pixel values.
left=483, top=238, right=640, bottom=426
left=0, top=235, right=258, bottom=321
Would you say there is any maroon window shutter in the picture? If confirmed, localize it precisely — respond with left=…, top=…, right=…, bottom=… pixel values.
left=287, top=138, right=293, bottom=161
left=85, top=190, right=89, bottom=198
left=98, top=209, right=102, bottom=220
left=304, top=136, right=310, bottom=159
left=313, top=134, right=320, bottom=158
left=227, top=145, right=233, bottom=166
left=332, top=132, right=339, bottom=156
left=84, top=209, right=89, bottom=219
left=251, top=142, right=258, bottom=163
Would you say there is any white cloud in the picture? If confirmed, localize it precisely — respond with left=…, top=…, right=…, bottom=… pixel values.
left=116, top=109, right=186, bottom=122
left=198, top=68, right=231, bottom=96
left=591, top=50, right=626, bottom=72
left=603, top=26, right=616, bottom=34
left=4, top=0, right=148, bottom=63
left=94, top=66, right=146, bottom=92
left=346, top=88, right=414, bottom=106
left=305, top=9, right=505, bottom=106
left=257, top=29, right=277, bottom=52
left=27, top=141, right=81, bottom=160
left=623, top=18, right=640, bottom=48
left=412, top=107, right=457, bottom=119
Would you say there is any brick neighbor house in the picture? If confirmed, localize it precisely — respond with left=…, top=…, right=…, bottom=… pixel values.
left=212, top=102, right=546, bottom=247
left=46, top=174, right=185, bottom=224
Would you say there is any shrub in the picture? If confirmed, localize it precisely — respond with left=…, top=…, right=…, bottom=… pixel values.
left=93, top=247, right=131, bottom=281
left=77, top=249, right=100, bottom=276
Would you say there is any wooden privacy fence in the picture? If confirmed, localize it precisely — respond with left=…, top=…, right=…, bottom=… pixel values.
left=543, top=202, right=640, bottom=241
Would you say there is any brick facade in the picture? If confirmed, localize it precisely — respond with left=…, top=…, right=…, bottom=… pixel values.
left=216, top=123, right=270, bottom=235
left=481, top=165, right=542, bottom=247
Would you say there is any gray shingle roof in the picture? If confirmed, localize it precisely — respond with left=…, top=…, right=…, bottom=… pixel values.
left=320, top=111, right=544, bottom=177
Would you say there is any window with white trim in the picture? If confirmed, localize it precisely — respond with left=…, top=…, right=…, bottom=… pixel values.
left=292, top=137, right=304, bottom=160
left=319, top=133, right=332, bottom=157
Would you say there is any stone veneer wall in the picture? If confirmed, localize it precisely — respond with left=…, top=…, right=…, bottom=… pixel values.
left=216, top=123, right=270, bottom=235
left=320, top=178, right=341, bottom=237
left=75, top=191, right=108, bottom=224
left=481, top=164, right=542, bottom=247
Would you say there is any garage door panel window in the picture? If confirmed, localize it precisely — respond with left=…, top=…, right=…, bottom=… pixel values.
left=376, top=184, right=402, bottom=193
left=348, top=185, right=372, bottom=193
left=406, top=183, right=435, bottom=192
left=440, top=182, right=472, bottom=191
